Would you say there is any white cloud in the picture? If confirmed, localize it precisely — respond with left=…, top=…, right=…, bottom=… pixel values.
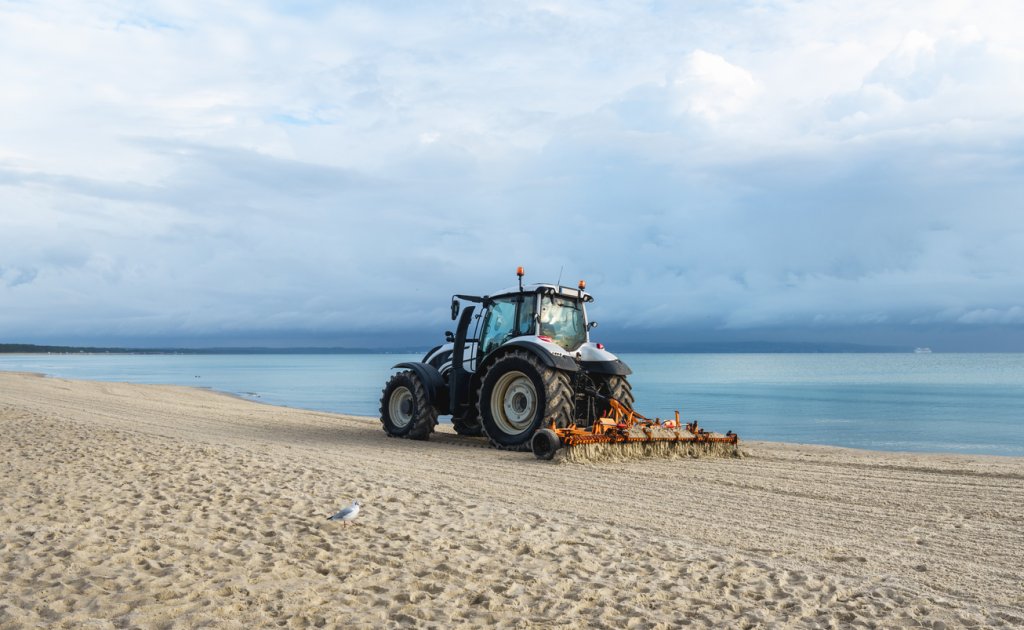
left=671, top=50, right=760, bottom=122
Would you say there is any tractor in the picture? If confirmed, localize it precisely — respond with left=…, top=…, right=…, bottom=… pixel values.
left=379, top=267, right=633, bottom=451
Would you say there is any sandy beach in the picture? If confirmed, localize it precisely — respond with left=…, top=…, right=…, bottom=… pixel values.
left=2, top=371, right=1023, bottom=628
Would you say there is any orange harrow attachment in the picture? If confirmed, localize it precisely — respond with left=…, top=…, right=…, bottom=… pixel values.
left=531, top=398, right=740, bottom=462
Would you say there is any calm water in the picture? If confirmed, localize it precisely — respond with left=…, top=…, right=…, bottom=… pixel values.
left=2, top=353, right=1022, bottom=457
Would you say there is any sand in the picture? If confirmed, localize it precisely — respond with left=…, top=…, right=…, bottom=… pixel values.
left=2, top=371, right=1023, bottom=629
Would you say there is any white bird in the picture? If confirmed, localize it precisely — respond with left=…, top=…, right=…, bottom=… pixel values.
left=327, top=500, right=362, bottom=525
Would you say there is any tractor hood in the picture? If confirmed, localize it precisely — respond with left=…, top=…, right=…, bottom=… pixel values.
left=515, top=337, right=632, bottom=376
left=575, top=341, right=622, bottom=364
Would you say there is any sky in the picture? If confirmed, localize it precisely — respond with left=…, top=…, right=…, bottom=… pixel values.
left=2, top=1, right=1023, bottom=350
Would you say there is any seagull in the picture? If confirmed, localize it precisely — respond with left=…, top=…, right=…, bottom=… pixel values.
left=326, top=501, right=362, bottom=525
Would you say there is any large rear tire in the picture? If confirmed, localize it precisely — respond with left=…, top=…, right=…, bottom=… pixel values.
left=477, top=350, right=573, bottom=450
left=596, top=374, right=634, bottom=416
left=379, top=370, right=437, bottom=440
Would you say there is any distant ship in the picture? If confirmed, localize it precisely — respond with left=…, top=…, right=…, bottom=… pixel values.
left=914, top=347, right=933, bottom=354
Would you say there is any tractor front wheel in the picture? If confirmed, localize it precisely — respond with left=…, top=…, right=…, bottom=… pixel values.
left=379, top=370, right=437, bottom=440
left=477, top=350, right=573, bottom=450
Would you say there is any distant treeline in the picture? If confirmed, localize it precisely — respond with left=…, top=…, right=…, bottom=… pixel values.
left=0, top=343, right=394, bottom=355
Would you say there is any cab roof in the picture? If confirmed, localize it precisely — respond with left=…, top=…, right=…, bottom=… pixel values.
left=488, top=283, right=593, bottom=302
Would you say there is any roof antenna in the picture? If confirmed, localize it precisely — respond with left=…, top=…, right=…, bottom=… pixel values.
left=557, top=265, right=564, bottom=288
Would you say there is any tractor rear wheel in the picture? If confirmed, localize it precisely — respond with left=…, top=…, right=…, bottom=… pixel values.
left=596, top=374, right=634, bottom=416
left=379, top=370, right=437, bottom=440
left=477, top=350, right=573, bottom=450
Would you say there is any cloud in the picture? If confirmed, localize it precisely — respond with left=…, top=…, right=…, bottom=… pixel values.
left=825, top=27, right=1024, bottom=136
left=867, top=29, right=985, bottom=100
left=671, top=50, right=761, bottom=122
left=1, top=1, right=1024, bottom=345
left=956, top=307, right=1024, bottom=325
left=1, top=266, right=38, bottom=287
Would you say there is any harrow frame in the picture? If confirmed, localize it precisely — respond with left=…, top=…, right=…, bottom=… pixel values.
left=531, top=398, right=739, bottom=461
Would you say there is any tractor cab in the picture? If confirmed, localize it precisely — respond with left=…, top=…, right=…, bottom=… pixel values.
left=478, top=285, right=590, bottom=356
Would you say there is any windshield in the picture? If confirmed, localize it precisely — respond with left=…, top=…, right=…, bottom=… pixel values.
left=538, top=295, right=587, bottom=351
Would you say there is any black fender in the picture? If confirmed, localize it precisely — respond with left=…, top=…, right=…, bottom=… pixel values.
left=495, top=340, right=579, bottom=373
left=421, top=345, right=442, bottom=363
left=580, top=359, right=632, bottom=376
left=392, top=362, right=445, bottom=406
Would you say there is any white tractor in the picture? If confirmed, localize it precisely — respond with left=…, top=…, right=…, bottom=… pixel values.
left=379, top=267, right=634, bottom=451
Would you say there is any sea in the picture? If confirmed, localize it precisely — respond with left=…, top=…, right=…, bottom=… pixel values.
left=2, top=352, right=1022, bottom=457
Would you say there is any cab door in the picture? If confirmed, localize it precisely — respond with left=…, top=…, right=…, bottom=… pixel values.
left=479, top=297, right=517, bottom=357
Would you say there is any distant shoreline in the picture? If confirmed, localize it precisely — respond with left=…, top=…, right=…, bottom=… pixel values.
left=0, top=344, right=402, bottom=355
left=1, top=341, right=917, bottom=355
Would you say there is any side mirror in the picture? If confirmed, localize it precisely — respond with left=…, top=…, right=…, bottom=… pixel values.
left=445, top=330, right=455, bottom=343
left=450, top=299, right=460, bottom=320
left=588, top=321, right=599, bottom=330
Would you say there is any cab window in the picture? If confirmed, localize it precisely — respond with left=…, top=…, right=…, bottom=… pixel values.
left=539, top=295, right=586, bottom=351
left=480, top=295, right=538, bottom=355
left=480, top=298, right=517, bottom=355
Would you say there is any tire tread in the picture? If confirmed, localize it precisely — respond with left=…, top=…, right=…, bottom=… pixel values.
left=477, top=350, right=574, bottom=451
left=379, top=370, right=437, bottom=440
